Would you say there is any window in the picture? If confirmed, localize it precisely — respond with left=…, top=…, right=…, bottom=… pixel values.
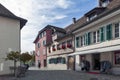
left=48, top=47, right=51, bottom=53
left=93, top=31, right=96, bottom=43
left=57, top=44, right=61, bottom=50
left=37, top=43, right=40, bottom=48
left=80, top=36, right=83, bottom=47
left=89, top=14, right=97, bottom=21
left=97, top=30, right=100, bottom=42
left=67, top=40, right=72, bottom=48
left=52, top=45, right=56, bottom=51
left=106, top=24, right=112, bottom=40
left=83, top=35, right=86, bottom=46
left=62, top=42, right=66, bottom=49
left=43, top=40, right=46, bottom=46
left=85, top=32, right=91, bottom=45
left=76, top=37, right=80, bottom=48
left=100, top=27, right=105, bottom=42
left=88, top=32, right=91, bottom=45
left=39, top=34, right=42, bottom=38
left=92, top=30, right=100, bottom=43
left=114, top=51, right=120, bottom=65
left=43, top=31, right=46, bottom=36
left=114, top=23, right=119, bottom=38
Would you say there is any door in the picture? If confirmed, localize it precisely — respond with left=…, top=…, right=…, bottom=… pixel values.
left=68, top=56, right=75, bottom=70
left=92, top=54, right=100, bottom=70
left=44, top=59, right=47, bottom=67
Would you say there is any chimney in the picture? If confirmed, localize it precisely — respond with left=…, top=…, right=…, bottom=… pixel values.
left=72, top=17, right=76, bottom=24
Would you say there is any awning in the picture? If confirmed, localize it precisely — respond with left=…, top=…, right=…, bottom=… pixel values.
left=68, top=44, right=120, bottom=56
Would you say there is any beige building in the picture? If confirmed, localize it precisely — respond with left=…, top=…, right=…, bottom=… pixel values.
left=0, top=4, right=27, bottom=75
left=69, top=0, right=120, bottom=75
left=46, top=25, right=75, bottom=70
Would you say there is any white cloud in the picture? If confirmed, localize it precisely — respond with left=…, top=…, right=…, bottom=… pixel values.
left=0, top=0, right=73, bottom=52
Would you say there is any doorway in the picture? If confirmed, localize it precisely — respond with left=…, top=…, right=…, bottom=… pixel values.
left=92, top=54, right=100, bottom=70
left=44, top=59, right=47, bottom=67
left=68, top=56, right=75, bottom=70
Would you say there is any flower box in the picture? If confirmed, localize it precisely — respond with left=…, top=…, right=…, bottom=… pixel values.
left=62, top=45, right=66, bottom=49
left=67, top=44, right=72, bottom=48
left=52, top=48, right=56, bottom=51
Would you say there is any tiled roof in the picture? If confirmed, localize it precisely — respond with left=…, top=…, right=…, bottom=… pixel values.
left=65, top=0, right=120, bottom=33
left=65, top=16, right=87, bottom=33
left=33, top=25, right=66, bottom=43
left=107, top=0, right=120, bottom=9
left=0, top=3, right=27, bottom=29
left=38, top=25, right=66, bottom=34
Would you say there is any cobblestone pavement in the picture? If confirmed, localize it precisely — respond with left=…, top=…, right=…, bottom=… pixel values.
left=0, top=67, right=120, bottom=80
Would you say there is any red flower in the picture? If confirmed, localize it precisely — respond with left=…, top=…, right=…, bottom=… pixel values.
left=52, top=48, right=56, bottom=51
left=67, top=44, right=72, bottom=48
left=62, top=45, right=66, bottom=49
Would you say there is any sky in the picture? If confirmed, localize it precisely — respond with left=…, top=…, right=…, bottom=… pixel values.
left=0, top=0, right=98, bottom=53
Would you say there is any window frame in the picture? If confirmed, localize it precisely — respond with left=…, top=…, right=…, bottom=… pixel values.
left=76, top=36, right=80, bottom=48
left=37, top=43, right=40, bottom=48
left=114, top=22, right=120, bottom=39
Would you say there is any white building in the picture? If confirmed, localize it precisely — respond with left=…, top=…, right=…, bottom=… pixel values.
left=0, top=4, right=27, bottom=75
left=69, top=0, right=120, bottom=75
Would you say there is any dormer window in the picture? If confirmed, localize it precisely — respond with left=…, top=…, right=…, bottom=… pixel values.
left=100, top=0, right=110, bottom=7
left=87, top=14, right=97, bottom=21
left=85, top=7, right=106, bottom=22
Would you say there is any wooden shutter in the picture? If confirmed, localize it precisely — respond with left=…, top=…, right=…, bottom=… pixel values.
left=106, top=24, right=112, bottom=40
left=88, top=32, right=91, bottom=45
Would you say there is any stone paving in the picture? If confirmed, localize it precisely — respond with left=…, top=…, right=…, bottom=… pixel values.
left=0, top=67, right=120, bottom=80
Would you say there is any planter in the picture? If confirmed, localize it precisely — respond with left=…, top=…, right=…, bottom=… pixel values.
left=62, top=45, right=66, bottom=49
left=52, top=48, right=56, bottom=51
left=67, top=44, right=72, bottom=48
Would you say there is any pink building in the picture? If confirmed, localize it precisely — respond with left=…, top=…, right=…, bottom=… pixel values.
left=34, top=25, right=66, bottom=68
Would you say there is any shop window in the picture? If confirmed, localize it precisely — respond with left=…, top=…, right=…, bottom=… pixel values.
left=114, top=51, right=120, bottom=65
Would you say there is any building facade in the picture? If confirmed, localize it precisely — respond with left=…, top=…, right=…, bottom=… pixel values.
left=69, top=0, right=120, bottom=75
left=0, top=4, right=27, bottom=75
left=34, top=25, right=66, bottom=68
left=34, top=0, right=120, bottom=75
left=47, top=32, right=74, bottom=70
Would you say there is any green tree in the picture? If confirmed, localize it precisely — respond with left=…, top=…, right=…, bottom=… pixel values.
left=6, top=51, right=20, bottom=77
left=20, top=52, right=32, bottom=64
